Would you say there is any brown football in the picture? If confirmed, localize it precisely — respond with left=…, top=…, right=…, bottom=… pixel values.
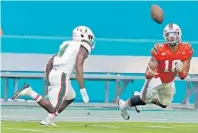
left=151, top=4, right=164, bottom=24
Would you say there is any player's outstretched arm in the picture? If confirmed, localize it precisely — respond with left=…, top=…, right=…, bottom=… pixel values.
left=75, top=46, right=88, bottom=89
left=75, top=46, right=89, bottom=103
left=178, top=56, right=192, bottom=80
left=145, top=56, right=159, bottom=79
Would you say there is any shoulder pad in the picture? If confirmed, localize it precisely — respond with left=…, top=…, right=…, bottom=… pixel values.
left=151, top=43, right=166, bottom=53
left=151, top=43, right=165, bottom=60
left=181, top=42, right=193, bottom=60
left=183, top=42, right=192, bottom=50
left=59, top=41, right=71, bottom=49
left=183, top=42, right=193, bottom=54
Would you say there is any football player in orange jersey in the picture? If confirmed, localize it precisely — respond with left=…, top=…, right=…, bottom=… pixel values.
left=118, top=23, right=194, bottom=120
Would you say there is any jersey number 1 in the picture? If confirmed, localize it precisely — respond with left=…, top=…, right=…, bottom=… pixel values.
left=164, top=60, right=180, bottom=72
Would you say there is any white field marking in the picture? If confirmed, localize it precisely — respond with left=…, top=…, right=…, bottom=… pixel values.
left=2, top=127, right=53, bottom=133
left=88, top=124, right=174, bottom=129
left=2, top=127, right=83, bottom=133
left=147, top=126, right=174, bottom=129
left=3, top=127, right=118, bottom=133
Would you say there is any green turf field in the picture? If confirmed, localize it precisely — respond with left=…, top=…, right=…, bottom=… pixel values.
left=2, top=121, right=198, bottom=133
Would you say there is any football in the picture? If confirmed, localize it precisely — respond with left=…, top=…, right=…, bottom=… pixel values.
left=151, top=4, right=164, bottom=24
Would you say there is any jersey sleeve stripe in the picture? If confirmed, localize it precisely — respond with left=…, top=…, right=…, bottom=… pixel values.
left=152, top=45, right=158, bottom=53
left=152, top=48, right=157, bottom=54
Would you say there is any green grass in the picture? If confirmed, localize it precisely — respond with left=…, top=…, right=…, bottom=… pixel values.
left=1, top=121, right=198, bottom=133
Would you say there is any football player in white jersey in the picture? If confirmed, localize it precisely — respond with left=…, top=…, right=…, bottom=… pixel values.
left=12, top=26, right=95, bottom=126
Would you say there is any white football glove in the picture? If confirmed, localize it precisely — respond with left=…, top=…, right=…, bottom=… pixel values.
left=175, top=60, right=183, bottom=72
left=80, top=88, right=89, bottom=103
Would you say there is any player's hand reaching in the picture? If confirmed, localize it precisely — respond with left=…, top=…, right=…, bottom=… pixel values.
left=146, top=69, right=159, bottom=79
left=145, top=65, right=159, bottom=79
left=175, top=60, right=183, bottom=72
left=80, top=88, right=89, bottom=103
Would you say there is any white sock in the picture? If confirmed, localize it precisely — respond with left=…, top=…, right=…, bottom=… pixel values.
left=44, top=113, right=58, bottom=124
left=28, top=89, right=42, bottom=102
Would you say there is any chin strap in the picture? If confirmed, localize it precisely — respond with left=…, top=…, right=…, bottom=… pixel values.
left=168, top=40, right=180, bottom=46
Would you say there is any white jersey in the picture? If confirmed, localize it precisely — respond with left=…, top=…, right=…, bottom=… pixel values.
left=53, top=40, right=81, bottom=75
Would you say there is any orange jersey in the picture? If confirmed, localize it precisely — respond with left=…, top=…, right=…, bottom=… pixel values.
left=151, top=42, right=193, bottom=83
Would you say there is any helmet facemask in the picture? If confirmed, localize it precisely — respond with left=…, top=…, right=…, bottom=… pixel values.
left=87, top=34, right=95, bottom=49
left=165, top=31, right=180, bottom=46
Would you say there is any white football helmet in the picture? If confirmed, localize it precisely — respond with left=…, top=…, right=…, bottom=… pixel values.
left=72, top=26, right=95, bottom=53
left=163, top=23, right=182, bottom=46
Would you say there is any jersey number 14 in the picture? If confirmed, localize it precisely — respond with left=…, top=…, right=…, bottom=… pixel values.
left=164, top=60, right=180, bottom=72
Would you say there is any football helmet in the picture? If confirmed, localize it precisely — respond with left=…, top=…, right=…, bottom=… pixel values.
left=163, top=23, right=182, bottom=46
left=72, top=26, right=95, bottom=53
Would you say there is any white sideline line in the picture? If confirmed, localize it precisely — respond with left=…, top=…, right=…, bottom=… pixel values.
left=2, top=35, right=198, bottom=44
left=147, top=126, right=174, bottom=129
left=2, top=127, right=117, bottom=133
left=90, top=124, right=174, bottom=129
left=3, top=127, right=82, bottom=133
left=2, top=127, right=53, bottom=132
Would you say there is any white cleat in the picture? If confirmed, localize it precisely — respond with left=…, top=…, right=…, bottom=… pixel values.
left=40, top=120, right=57, bottom=126
left=12, top=84, right=32, bottom=100
left=134, top=91, right=141, bottom=96
left=118, top=99, right=130, bottom=120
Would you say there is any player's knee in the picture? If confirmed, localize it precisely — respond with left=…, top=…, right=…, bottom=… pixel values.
left=130, top=95, right=146, bottom=106
left=66, top=89, right=76, bottom=101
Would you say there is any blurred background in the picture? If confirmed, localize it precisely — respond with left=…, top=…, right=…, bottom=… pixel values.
left=1, top=1, right=198, bottom=104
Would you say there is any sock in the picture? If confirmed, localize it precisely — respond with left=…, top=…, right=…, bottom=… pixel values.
left=44, top=112, right=58, bottom=124
left=28, top=89, right=42, bottom=102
